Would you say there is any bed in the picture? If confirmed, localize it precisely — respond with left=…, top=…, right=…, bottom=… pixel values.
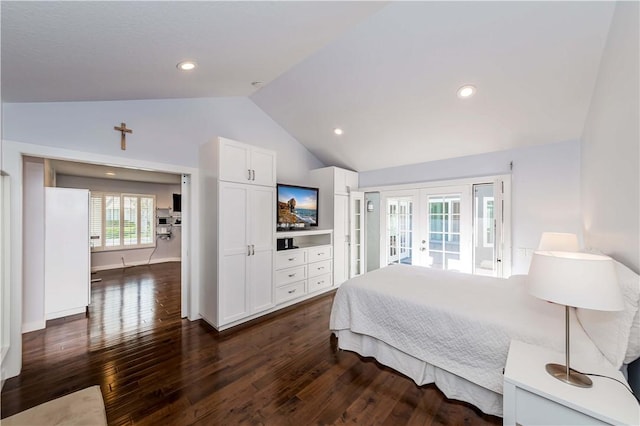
left=329, top=263, right=640, bottom=417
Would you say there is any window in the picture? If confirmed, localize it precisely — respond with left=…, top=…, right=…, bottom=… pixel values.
left=90, top=192, right=156, bottom=251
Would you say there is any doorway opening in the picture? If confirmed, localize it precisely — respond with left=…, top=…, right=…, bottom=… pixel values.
left=21, top=156, right=187, bottom=334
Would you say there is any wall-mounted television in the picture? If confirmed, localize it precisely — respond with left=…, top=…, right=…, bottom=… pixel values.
left=277, top=184, right=318, bottom=231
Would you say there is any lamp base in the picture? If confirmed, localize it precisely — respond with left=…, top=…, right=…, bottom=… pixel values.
left=545, top=363, right=592, bottom=388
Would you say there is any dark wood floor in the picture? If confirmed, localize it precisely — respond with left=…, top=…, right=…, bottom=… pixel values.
left=1, top=262, right=501, bottom=425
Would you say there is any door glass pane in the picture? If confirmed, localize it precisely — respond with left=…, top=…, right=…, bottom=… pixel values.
left=473, top=183, right=496, bottom=276
left=387, top=198, right=413, bottom=265
left=427, top=195, right=461, bottom=272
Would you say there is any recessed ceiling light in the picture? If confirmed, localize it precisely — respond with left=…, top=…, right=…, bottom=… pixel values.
left=457, top=85, right=477, bottom=99
left=334, top=128, right=344, bottom=135
left=105, top=172, right=116, bottom=176
left=177, top=61, right=197, bottom=71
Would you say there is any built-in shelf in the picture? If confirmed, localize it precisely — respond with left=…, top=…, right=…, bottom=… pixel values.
left=275, top=229, right=332, bottom=250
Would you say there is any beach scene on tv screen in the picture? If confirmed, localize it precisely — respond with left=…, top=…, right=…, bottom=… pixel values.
left=278, top=186, right=317, bottom=225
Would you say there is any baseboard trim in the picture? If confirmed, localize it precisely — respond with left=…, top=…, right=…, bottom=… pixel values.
left=22, top=320, right=46, bottom=334
left=91, top=257, right=181, bottom=272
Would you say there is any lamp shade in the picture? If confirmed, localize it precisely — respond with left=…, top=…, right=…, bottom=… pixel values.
left=528, top=251, right=623, bottom=311
left=537, top=232, right=579, bottom=252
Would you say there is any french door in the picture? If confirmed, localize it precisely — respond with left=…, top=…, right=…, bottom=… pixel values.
left=417, top=186, right=472, bottom=273
left=385, top=196, right=414, bottom=266
left=381, top=178, right=509, bottom=276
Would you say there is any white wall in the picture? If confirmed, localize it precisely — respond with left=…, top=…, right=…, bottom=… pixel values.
left=22, top=158, right=45, bottom=333
left=2, top=97, right=324, bottom=185
left=359, top=140, right=582, bottom=274
left=56, top=175, right=182, bottom=270
left=581, top=1, right=639, bottom=273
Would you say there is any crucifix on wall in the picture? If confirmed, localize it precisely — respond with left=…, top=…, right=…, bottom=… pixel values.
left=114, top=122, right=133, bottom=150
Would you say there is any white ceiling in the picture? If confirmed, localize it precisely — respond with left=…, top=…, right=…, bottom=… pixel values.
left=1, top=1, right=385, bottom=101
left=2, top=1, right=617, bottom=172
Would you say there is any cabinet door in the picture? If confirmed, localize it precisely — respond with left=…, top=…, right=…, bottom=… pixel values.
left=251, top=147, right=277, bottom=187
left=333, top=168, right=358, bottom=195
left=219, top=138, right=252, bottom=184
left=219, top=183, right=250, bottom=324
left=333, top=194, right=350, bottom=286
left=248, top=186, right=275, bottom=313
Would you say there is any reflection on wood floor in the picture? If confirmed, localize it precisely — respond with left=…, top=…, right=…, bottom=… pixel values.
left=1, top=262, right=500, bottom=425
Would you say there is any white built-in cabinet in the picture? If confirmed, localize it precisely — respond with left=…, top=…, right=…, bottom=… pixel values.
left=200, top=140, right=360, bottom=331
left=219, top=182, right=275, bottom=324
left=219, top=137, right=276, bottom=187
left=199, top=137, right=276, bottom=330
left=310, top=167, right=360, bottom=286
left=274, top=230, right=334, bottom=304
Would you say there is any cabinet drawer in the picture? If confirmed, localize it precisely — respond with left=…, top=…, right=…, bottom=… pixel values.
left=514, top=388, right=606, bottom=425
left=308, top=259, right=332, bottom=278
left=275, top=265, right=307, bottom=286
left=307, top=245, right=332, bottom=262
left=308, top=273, right=332, bottom=293
left=275, top=250, right=306, bottom=270
left=276, top=281, right=306, bottom=304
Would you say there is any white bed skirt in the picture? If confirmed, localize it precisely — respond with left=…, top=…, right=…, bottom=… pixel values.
left=334, top=329, right=503, bottom=417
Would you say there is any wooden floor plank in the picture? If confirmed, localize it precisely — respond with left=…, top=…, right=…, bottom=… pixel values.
left=1, top=262, right=501, bottom=425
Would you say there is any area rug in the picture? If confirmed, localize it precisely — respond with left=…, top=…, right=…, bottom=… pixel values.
left=1, top=385, right=107, bottom=426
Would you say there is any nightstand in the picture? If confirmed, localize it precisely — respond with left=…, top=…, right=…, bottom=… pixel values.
left=503, top=340, right=639, bottom=425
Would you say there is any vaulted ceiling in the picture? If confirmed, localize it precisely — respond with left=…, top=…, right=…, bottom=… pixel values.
left=2, top=1, right=617, bottom=172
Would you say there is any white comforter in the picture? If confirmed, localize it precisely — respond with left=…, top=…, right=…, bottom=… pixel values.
left=329, top=264, right=611, bottom=394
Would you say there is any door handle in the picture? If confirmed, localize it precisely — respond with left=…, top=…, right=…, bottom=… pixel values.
left=251, top=169, right=256, bottom=181
left=251, top=244, right=255, bottom=256
left=247, top=245, right=251, bottom=256
left=248, top=169, right=252, bottom=181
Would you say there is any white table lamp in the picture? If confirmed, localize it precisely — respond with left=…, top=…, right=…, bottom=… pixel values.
left=527, top=251, right=623, bottom=387
left=537, top=232, right=579, bottom=252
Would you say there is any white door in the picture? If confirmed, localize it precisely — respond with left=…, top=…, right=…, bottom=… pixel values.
left=472, top=178, right=510, bottom=277
left=219, top=183, right=249, bottom=324
left=219, top=138, right=252, bottom=185
left=418, top=186, right=472, bottom=273
left=350, top=191, right=365, bottom=277
left=333, top=194, right=349, bottom=286
left=248, top=186, right=275, bottom=313
left=44, top=187, right=90, bottom=319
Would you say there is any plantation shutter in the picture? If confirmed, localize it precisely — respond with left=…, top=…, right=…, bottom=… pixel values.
left=89, top=193, right=102, bottom=249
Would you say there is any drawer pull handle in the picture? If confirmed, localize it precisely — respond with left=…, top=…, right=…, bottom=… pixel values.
left=288, top=289, right=296, bottom=294
left=288, top=258, right=296, bottom=261
left=288, top=273, right=296, bottom=277
left=318, top=267, right=324, bottom=270
left=318, top=280, right=324, bottom=284
left=317, top=253, right=324, bottom=256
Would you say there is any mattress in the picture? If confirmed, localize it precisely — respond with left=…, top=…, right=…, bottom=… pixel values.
left=329, top=264, right=613, bottom=416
